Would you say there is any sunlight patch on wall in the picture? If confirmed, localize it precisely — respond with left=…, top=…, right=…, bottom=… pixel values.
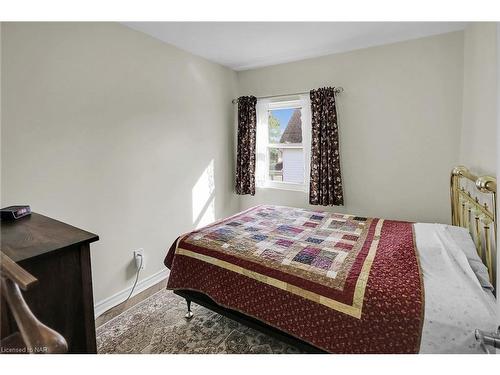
left=192, top=159, right=215, bottom=229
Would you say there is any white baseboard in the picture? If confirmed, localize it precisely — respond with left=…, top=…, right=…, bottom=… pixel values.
left=94, top=268, right=169, bottom=318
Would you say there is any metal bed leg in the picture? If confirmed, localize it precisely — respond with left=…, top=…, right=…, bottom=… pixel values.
left=185, top=299, right=194, bottom=319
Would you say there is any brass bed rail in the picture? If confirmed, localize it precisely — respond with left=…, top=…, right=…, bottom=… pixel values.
left=450, top=166, right=497, bottom=286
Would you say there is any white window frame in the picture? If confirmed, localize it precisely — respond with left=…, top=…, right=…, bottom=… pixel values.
left=255, top=96, right=311, bottom=192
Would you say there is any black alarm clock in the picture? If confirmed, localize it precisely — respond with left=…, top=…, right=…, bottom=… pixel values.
left=0, top=205, right=32, bottom=221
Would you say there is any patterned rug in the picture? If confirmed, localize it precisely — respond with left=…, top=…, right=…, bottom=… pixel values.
left=97, top=288, right=300, bottom=354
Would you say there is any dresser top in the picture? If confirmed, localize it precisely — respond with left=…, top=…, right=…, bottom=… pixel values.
left=1, top=213, right=99, bottom=262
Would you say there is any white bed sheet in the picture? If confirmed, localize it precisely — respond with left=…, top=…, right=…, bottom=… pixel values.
left=415, top=223, right=497, bottom=353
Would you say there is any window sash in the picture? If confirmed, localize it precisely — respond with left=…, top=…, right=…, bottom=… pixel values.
left=267, top=143, right=303, bottom=149
left=255, top=95, right=311, bottom=191
left=268, top=100, right=302, bottom=110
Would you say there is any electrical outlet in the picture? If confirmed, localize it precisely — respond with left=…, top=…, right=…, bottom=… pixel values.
left=133, top=249, right=145, bottom=270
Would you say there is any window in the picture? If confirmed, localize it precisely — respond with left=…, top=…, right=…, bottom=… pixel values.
left=256, top=97, right=311, bottom=191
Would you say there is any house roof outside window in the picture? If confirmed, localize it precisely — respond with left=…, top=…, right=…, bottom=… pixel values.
left=279, top=109, right=302, bottom=143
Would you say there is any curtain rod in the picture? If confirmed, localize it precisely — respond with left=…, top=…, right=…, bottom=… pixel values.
left=231, top=87, right=344, bottom=104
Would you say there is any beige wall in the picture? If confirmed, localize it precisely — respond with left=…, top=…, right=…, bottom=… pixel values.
left=460, top=23, right=497, bottom=176
left=1, top=23, right=238, bottom=303
left=237, top=32, right=465, bottom=224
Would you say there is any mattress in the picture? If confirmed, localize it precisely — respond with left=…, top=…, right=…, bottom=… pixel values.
left=165, top=205, right=496, bottom=353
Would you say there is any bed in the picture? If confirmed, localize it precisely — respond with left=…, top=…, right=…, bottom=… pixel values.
left=164, top=166, right=497, bottom=353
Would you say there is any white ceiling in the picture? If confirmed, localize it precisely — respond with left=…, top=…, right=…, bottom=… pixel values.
left=123, top=22, right=467, bottom=71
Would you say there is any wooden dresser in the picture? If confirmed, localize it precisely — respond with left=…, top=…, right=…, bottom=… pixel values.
left=0, top=213, right=99, bottom=353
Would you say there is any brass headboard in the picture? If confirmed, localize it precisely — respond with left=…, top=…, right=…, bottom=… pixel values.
left=450, top=166, right=497, bottom=286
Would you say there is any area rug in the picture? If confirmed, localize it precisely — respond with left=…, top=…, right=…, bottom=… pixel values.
left=97, top=288, right=300, bottom=354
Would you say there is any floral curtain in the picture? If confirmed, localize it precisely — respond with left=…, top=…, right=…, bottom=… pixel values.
left=235, top=96, right=257, bottom=195
left=309, top=87, right=344, bottom=206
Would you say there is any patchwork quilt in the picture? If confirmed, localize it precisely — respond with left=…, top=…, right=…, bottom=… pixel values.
left=165, top=205, right=424, bottom=353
